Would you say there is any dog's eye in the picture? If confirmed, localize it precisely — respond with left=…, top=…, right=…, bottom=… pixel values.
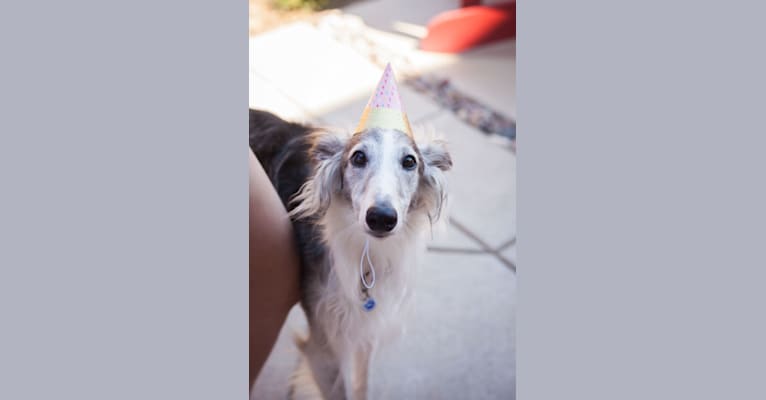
left=351, top=151, right=367, bottom=167
left=402, top=155, right=417, bottom=170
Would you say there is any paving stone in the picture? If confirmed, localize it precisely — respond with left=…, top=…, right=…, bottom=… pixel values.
left=250, top=22, right=442, bottom=129
left=428, top=112, right=516, bottom=249
left=371, top=252, right=516, bottom=399
left=249, top=72, right=312, bottom=123
left=502, top=243, right=517, bottom=266
left=429, top=39, right=516, bottom=120
left=249, top=23, right=386, bottom=120
left=426, top=222, right=483, bottom=252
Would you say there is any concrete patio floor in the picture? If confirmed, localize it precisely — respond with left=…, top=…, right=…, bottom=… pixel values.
left=251, top=9, right=516, bottom=399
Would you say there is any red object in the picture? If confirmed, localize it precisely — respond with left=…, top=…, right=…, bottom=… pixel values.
left=420, top=2, right=516, bottom=53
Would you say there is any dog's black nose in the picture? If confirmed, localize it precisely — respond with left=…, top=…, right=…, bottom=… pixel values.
left=366, top=206, right=398, bottom=233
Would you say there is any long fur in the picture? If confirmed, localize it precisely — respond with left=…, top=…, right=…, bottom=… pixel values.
left=250, top=109, right=451, bottom=400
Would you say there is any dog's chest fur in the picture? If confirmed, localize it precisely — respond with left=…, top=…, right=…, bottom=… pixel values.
left=303, top=198, right=425, bottom=353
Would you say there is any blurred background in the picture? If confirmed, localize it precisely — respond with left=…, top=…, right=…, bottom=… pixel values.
left=250, top=1, right=516, bottom=398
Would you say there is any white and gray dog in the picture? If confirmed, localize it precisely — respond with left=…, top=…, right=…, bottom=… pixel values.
left=250, top=107, right=451, bottom=400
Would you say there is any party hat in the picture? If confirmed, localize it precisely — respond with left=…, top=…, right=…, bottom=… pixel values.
left=356, top=63, right=413, bottom=136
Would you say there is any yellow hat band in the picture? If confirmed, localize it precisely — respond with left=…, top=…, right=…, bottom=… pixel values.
left=356, top=107, right=413, bottom=136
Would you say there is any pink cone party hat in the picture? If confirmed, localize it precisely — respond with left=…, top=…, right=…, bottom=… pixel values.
left=356, top=63, right=413, bottom=136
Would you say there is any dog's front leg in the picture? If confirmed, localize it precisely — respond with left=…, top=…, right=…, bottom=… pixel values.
left=342, top=344, right=373, bottom=400
left=301, top=332, right=344, bottom=400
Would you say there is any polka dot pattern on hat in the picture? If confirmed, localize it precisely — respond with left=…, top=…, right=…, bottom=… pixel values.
left=368, top=63, right=403, bottom=110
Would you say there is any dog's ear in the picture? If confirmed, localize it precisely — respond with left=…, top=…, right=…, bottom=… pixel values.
left=310, top=132, right=345, bottom=162
left=416, top=139, right=452, bottom=224
left=420, top=140, right=452, bottom=172
left=289, top=132, right=347, bottom=219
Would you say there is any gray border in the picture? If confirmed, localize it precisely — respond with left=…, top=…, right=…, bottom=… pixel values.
left=5, top=0, right=766, bottom=398
left=519, top=1, right=766, bottom=398
left=0, top=1, right=247, bottom=398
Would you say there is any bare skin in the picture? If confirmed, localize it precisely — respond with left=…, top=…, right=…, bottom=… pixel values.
left=250, top=149, right=300, bottom=388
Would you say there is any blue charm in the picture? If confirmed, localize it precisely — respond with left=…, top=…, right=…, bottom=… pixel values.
left=363, top=298, right=376, bottom=311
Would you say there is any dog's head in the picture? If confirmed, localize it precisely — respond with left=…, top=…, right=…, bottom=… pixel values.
left=290, top=127, right=452, bottom=238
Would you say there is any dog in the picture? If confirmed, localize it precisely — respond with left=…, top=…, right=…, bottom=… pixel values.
left=250, top=108, right=452, bottom=400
